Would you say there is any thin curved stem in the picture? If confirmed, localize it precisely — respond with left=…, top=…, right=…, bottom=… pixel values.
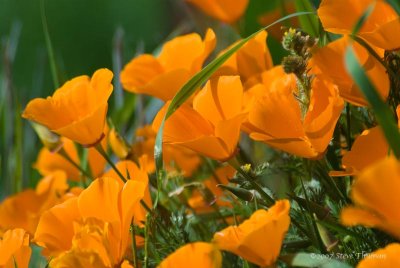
left=58, top=148, right=92, bottom=180
left=95, top=144, right=127, bottom=183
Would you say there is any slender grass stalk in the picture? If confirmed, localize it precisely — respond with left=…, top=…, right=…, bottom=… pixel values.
left=130, top=221, right=139, bottom=268
left=345, top=103, right=352, bottom=150
left=58, top=148, right=92, bottom=179
left=40, top=0, right=59, bottom=89
left=144, top=213, right=151, bottom=268
left=95, top=143, right=127, bottom=183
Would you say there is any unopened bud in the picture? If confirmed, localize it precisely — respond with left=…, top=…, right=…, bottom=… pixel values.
left=282, top=55, right=307, bottom=77
left=218, top=184, right=254, bottom=202
left=30, top=122, right=62, bottom=152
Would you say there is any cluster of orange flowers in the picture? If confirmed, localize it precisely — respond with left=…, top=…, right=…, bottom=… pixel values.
left=2, top=0, right=400, bottom=267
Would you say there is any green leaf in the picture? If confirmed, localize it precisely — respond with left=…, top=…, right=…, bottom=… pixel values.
left=386, top=0, right=400, bottom=15
left=281, top=253, right=352, bottom=268
left=345, top=46, right=400, bottom=159
left=154, top=11, right=314, bottom=191
left=295, top=0, right=319, bottom=37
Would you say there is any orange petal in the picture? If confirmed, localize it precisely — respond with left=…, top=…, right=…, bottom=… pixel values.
left=104, top=160, right=151, bottom=226
left=120, top=54, right=164, bottom=92
left=349, top=157, right=400, bottom=239
left=158, top=242, right=222, bottom=268
left=318, top=0, right=400, bottom=50
left=159, top=31, right=214, bottom=73
left=341, top=127, right=388, bottom=174
left=246, top=68, right=304, bottom=140
left=213, top=200, right=290, bottom=267
left=193, top=76, right=244, bottom=125
left=340, top=206, right=384, bottom=228
left=357, top=243, right=400, bottom=268
left=215, top=31, right=273, bottom=87
left=55, top=103, right=108, bottom=146
left=22, top=69, right=113, bottom=146
left=0, top=229, right=31, bottom=268
left=304, top=76, right=344, bottom=153
left=153, top=103, right=214, bottom=143
left=187, top=0, right=249, bottom=23
left=179, top=135, right=234, bottom=161
left=34, top=198, right=80, bottom=256
left=34, top=138, right=81, bottom=181
left=78, top=177, right=122, bottom=223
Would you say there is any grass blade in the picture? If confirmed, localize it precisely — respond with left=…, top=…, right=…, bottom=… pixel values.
left=40, top=0, right=59, bottom=88
left=294, top=0, right=319, bottom=37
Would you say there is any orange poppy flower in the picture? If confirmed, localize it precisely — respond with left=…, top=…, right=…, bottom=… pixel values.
left=0, top=171, right=70, bottom=235
left=22, top=68, right=113, bottom=146
left=318, top=0, right=400, bottom=50
left=244, top=66, right=344, bottom=158
left=0, top=229, right=31, bottom=268
left=341, top=157, right=400, bottom=239
left=34, top=176, right=146, bottom=263
left=158, top=242, right=222, bottom=268
left=103, top=158, right=152, bottom=227
left=311, top=36, right=389, bottom=106
left=132, top=125, right=202, bottom=176
left=330, top=127, right=389, bottom=176
left=35, top=136, right=107, bottom=181
left=120, top=29, right=215, bottom=101
left=51, top=248, right=134, bottom=268
left=357, top=243, right=400, bottom=268
left=188, top=165, right=236, bottom=213
left=153, top=76, right=246, bottom=161
left=186, top=0, right=248, bottom=23
left=214, top=31, right=273, bottom=89
left=213, top=200, right=290, bottom=267
left=49, top=218, right=136, bottom=268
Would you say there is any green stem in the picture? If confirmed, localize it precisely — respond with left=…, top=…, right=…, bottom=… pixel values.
left=140, top=200, right=152, bottom=213
left=144, top=213, right=150, bottom=268
left=316, top=160, right=348, bottom=203
left=58, top=148, right=92, bottom=179
left=130, top=221, right=139, bottom=268
left=95, top=144, right=126, bottom=183
left=345, top=103, right=352, bottom=150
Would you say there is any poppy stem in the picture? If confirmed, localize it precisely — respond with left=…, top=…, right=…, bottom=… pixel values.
left=95, top=144, right=127, bottom=183
left=130, top=221, right=139, bottom=268
left=345, top=103, right=352, bottom=149
left=58, top=148, right=92, bottom=180
left=228, top=157, right=275, bottom=206
left=143, top=213, right=151, bottom=268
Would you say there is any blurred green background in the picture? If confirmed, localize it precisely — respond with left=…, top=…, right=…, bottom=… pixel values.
left=0, top=0, right=181, bottom=197
left=0, top=0, right=301, bottom=198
